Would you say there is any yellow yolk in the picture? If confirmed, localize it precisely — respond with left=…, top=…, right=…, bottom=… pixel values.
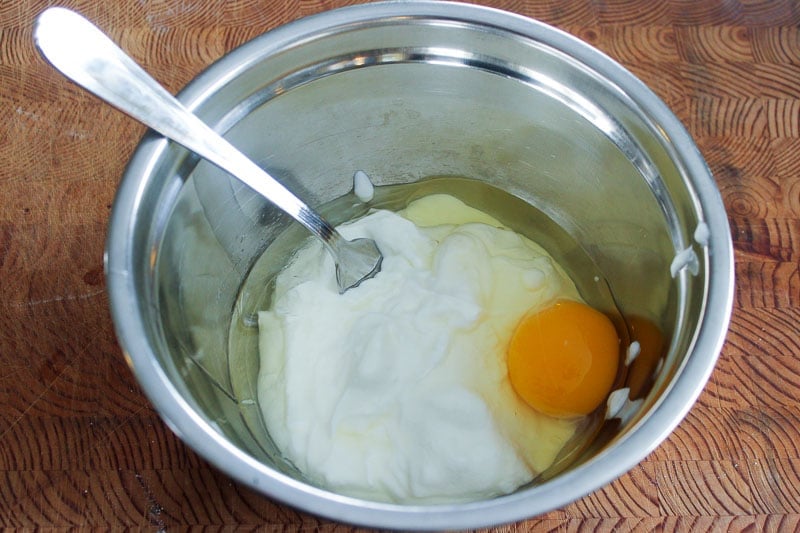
left=507, top=300, right=620, bottom=418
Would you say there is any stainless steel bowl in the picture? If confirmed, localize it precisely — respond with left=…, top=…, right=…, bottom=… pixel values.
left=106, top=1, right=734, bottom=529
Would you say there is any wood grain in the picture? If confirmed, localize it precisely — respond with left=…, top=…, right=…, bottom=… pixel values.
left=1, top=0, right=799, bottom=530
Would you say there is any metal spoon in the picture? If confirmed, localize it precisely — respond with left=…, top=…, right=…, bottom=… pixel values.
left=34, top=7, right=382, bottom=293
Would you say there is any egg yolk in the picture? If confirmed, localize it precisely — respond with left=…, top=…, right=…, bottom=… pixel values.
left=507, top=300, right=620, bottom=418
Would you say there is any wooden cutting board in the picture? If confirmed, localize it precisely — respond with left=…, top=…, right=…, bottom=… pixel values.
left=1, top=0, right=798, bottom=529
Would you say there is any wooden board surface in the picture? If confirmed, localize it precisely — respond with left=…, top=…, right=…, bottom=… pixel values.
left=1, top=0, right=799, bottom=530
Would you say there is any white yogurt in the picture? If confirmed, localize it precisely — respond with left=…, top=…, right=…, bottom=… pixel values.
left=258, top=194, right=580, bottom=503
left=353, top=170, right=375, bottom=202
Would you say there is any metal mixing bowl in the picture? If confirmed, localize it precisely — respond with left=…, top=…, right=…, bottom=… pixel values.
left=106, top=1, right=734, bottom=529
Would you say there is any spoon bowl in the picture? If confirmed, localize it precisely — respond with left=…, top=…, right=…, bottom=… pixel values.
left=68, top=1, right=733, bottom=529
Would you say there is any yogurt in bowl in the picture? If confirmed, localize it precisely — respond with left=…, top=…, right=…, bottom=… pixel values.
left=257, top=192, right=599, bottom=503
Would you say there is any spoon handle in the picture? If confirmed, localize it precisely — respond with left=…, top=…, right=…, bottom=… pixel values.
left=34, top=7, right=337, bottom=244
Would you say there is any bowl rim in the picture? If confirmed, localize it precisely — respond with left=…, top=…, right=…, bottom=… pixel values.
left=105, top=1, right=734, bottom=529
